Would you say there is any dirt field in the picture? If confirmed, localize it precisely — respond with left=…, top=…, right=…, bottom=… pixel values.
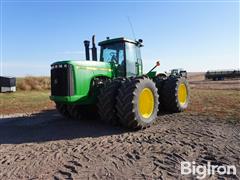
left=0, top=74, right=239, bottom=179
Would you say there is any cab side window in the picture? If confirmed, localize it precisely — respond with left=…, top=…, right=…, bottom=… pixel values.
left=136, top=47, right=143, bottom=75
left=125, top=42, right=137, bottom=77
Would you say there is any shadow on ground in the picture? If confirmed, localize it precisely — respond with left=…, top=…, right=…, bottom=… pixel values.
left=0, top=110, right=127, bottom=144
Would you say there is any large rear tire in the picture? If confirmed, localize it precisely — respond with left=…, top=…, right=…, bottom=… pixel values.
left=154, top=77, right=166, bottom=112
left=161, top=77, right=189, bottom=112
left=97, top=79, right=123, bottom=125
left=116, top=77, right=159, bottom=129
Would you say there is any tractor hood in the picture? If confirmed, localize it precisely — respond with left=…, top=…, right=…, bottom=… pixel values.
left=50, top=60, right=113, bottom=104
left=51, top=60, right=112, bottom=71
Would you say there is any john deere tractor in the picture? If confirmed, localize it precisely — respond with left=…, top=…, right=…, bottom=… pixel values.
left=50, top=35, right=189, bottom=129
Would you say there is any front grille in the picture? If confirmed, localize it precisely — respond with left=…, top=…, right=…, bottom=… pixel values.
left=51, top=64, right=74, bottom=96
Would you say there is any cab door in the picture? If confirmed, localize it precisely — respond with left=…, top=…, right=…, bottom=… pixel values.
left=100, top=42, right=125, bottom=77
left=125, top=42, right=138, bottom=77
left=136, top=47, right=143, bottom=76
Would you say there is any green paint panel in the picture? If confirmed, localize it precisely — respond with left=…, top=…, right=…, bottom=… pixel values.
left=50, top=60, right=113, bottom=104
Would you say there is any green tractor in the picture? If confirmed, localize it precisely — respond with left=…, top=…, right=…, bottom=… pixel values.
left=50, top=35, right=189, bottom=129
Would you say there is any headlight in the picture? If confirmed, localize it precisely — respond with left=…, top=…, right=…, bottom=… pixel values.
left=51, top=64, right=69, bottom=69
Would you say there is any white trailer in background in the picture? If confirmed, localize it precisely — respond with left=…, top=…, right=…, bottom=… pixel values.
left=0, top=76, right=16, bottom=93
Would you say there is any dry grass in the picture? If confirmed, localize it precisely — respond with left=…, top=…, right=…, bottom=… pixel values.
left=186, top=73, right=240, bottom=122
left=188, top=72, right=205, bottom=82
left=1, top=76, right=52, bottom=115
left=0, top=90, right=54, bottom=115
left=17, top=76, right=50, bottom=91
left=186, top=88, right=240, bottom=122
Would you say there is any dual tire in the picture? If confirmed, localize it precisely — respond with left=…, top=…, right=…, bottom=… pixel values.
left=98, top=77, right=159, bottom=129
left=97, top=79, right=123, bottom=125
left=55, top=103, right=96, bottom=120
left=156, top=77, right=189, bottom=112
left=55, top=103, right=72, bottom=119
left=55, top=103, right=83, bottom=120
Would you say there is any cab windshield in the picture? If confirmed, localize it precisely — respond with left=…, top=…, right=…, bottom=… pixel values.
left=100, top=43, right=124, bottom=65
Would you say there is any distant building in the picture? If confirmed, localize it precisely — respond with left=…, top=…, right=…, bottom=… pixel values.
left=0, top=76, right=16, bottom=92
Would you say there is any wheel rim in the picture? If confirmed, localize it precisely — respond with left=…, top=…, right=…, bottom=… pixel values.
left=138, top=88, right=154, bottom=118
left=178, top=83, right=187, bottom=105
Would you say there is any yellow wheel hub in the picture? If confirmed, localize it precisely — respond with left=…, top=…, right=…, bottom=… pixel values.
left=138, top=88, right=154, bottom=118
left=178, top=83, right=187, bottom=105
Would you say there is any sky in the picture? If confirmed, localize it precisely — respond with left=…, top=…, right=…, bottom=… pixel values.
left=0, top=0, right=239, bottom=77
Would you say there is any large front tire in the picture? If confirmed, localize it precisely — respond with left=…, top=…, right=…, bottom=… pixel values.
left=67, top=104, right=82, bottom=120
left=116, top=77, right=159, bottom=129
left=97, top=79, right=123, bottom=125
left=55, top=103, right=72, bottom=119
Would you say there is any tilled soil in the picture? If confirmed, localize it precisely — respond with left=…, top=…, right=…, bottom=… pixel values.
left=0, top=110, right=239, bottom=179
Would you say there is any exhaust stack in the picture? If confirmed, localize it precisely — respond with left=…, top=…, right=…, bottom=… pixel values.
left=91, top=35, right=97, bottom=61
left=83, top=40, right=90, bottom=60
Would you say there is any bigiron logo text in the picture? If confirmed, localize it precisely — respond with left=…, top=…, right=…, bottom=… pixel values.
left=181, top=161, right=237, bottom=179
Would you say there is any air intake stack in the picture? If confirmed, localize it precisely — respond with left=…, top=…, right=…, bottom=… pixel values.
left=91, top=35, right=97, bottom=61
left=83, top=40, right=90, bottom=60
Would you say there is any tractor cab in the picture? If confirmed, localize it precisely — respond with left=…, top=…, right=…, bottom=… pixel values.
left=98, top=38, right=143, bottom=77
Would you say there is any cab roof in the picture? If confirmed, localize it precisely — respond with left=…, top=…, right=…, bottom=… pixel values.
left=98, top=37, right=143, bottom=46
